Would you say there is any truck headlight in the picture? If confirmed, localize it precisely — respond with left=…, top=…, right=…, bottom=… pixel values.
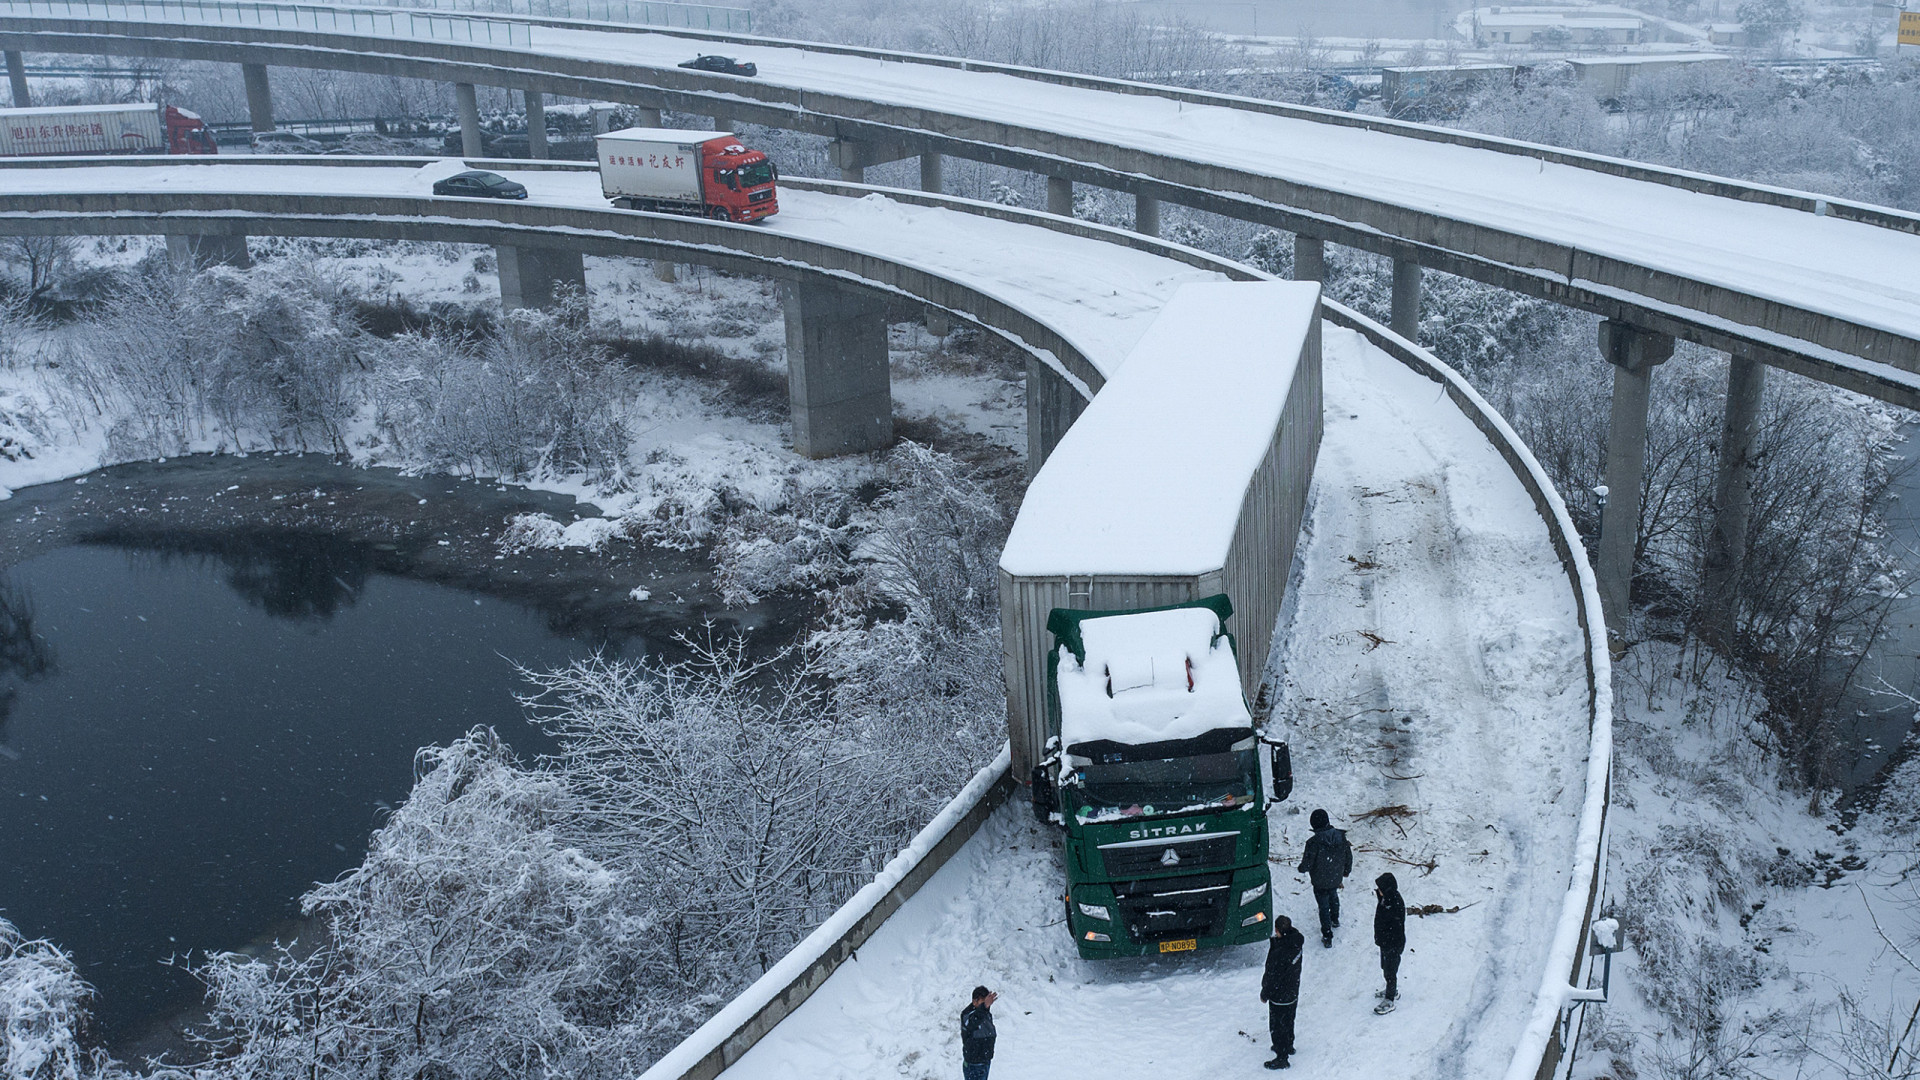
left=1084, top=931, right=1111, bottom=942
left=1242, top=912, right=1267, bottom=927
left=1240, top=882, right=1268, bottom=906
left=1078, top=902, right=1112, bottom=921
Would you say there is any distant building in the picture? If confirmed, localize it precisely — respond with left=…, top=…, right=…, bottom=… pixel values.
left=1469, top=6, right=1647, bottom=46
left=1566, top=53, right=1735, bottom=98
left=1708, top=23, right=1751, bottom=46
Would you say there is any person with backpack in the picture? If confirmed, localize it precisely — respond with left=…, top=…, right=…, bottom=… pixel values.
left=1296, top=808, right=1353, bottom=948
left=1373, top=873, right=1407, bottom=1014
left=959, top=986, right=997, bottom=1079
left=1258, top=915, right=1305, bottom=1069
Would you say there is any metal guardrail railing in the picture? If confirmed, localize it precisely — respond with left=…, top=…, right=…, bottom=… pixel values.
left=383, top=0, right=747, bottom=32
left=0, top=0, right=532, bottom=45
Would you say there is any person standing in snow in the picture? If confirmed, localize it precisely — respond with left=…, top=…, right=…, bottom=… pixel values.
left=959, top=985, right=997, bottom=1079
left=1373, top=872, right=1407, bottom=1014
left=1259, top=915, right=1305, bottom=1069
left=1296, top=808, right=1352, bottom=947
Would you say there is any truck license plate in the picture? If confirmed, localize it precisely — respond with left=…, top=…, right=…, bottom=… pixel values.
left=1159, top=939, right=1197, bottom=953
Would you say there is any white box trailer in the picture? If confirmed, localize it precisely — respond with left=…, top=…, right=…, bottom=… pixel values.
left=0, top=103, right=213, bottom=157
left=997, top=281, right=1324, bottom=779
left=596, top=127, right=709, bottom=207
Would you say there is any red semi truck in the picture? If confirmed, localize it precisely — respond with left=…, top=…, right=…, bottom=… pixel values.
left=594, top=127, right=777, bottom=222
left=0, top=103, right=218, bottom=157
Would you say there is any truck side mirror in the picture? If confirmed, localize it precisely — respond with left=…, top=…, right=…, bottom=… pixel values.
left=1030, top=764, right=1057, bottom=822
left=1269, top=741, right=1293, bottom=802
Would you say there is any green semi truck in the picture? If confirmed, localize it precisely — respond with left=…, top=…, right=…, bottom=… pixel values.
left=1030, top=596, right=1291, bottom=959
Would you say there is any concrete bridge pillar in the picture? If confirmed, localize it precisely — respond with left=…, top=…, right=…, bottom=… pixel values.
left=1135, top=194, right=1161, bottom=238
left=1390, top=257, right=1422, bottom=341
left=1047, top=176, right=1073, bottom=217
left=783, top=281, right=893, bottom=458
left=1293, top=235, right=1326, bottom=283
left=1026, top=359, right=1086, bottom=476
left=1702, top=354, right=1766, bottom=648
left=1596, top=319, right=1674, bottom=637
left=523, top=90, right=548, bottom=159
left=591, top=105, right=617, bottom=134
left=652, top=260, right=678, bottom=282
left=241, top=63, right=274, bottom=134
left=166, top=234, right=252, bottom=269
left=496, top=246, right=587, bottom=312
left=5, top=51, right=28, bottom=109
left=924, top=306, right=953, bottom=338
left=632, top=106, right=662, bottom=129
left=455, top=82, right=483, bottom=158
left=829, top=138, right=915, bottom=185
left=920, top=151, right=943, bottom=194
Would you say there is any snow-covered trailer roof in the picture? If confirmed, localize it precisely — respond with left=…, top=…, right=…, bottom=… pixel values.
left=998, top=280, right=1323, bottom=777
left=1053, top=602, right=1253, bottom=749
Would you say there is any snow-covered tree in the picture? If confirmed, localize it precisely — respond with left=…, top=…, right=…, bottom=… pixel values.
left=0, top=918, right=95, bottom=1080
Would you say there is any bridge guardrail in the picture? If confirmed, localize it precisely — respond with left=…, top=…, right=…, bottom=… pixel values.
left=381, top=0, right=745, bottom=32
left=0, top=0, right=531, bottom=44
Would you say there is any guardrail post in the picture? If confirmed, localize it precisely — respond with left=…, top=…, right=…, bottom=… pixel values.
left=1046, top=175, right=1073, bottom=217
left=524, top=89, right=548, bottom=159
left=1027, top=359, right=1085, bottom=476
left=1702, top=354, right=1765, bottom=649
left=496, top=246, right=587, bottom=312
left=1294, top=235, right=1327, bottom=282
left=1390, top=257, right=1422, bottom=341
left=1597, top=320, right=1674, bottom=639
left=455, top=81, right=482, bottom=157
left=241, top=62, right=274, bottom=133
left=1134, top=194, right=1160, bottom=238
left=783, top=280, right=893, bottom=458
left=920, top=151, right=942, bottom=194
left=166, top=233, right=252, bottom=269
left=5, top=51, right=28, bottom=108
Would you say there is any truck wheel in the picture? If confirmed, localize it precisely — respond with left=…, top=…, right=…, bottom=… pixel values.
left=708, top=206, right=732, bottom=222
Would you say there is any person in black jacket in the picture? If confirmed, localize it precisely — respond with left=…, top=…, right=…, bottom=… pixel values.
left=1258, top=915, right=1304, bottom=1069
left=1373, top=872, right=1407, bottom=1014
left=1297, top=809, right=1353, bottom=948
left=959, top=986, right=997, bottom=1079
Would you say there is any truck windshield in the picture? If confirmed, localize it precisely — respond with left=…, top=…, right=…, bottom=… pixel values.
left=738, top=160, right=775, bottom=187
left=1072, top=748, right=1257, bottom=819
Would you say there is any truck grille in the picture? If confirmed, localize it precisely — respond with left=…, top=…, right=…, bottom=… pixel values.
left=1114, top=871, right=1232, bottom=943
left=1098, top=832, right=1238, bottom=878
left=749, top=189, right=773, bottom=203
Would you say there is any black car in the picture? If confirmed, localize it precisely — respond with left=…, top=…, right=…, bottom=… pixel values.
left=678, top=54, right=757, bottom=77
left=431, top=170, right=529, bottom=199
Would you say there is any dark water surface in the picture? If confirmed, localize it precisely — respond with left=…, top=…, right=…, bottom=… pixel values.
left=0, top=539, right=594, bottom=1048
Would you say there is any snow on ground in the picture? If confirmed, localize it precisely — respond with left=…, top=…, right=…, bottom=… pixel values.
left=1574, top=643, right=1918, bottom=1079
left=0, top=162, right=1222, bottom=379
left=718, top=326, right=1592, bottom=1080
left=520, top=25, right=1920, bottom=341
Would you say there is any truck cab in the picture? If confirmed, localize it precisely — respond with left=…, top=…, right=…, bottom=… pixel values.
left=164, top=106, right=218, bottom=155
left=700, top=140, right=777, bottom=222
left=1034, top=597, right=1286, bottom=959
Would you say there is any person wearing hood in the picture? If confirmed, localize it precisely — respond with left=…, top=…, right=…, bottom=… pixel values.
left=1373, top=872, right=1407, bottom=1014
left=1258, top=914, right=1305, bottom=1069
left=1296, top=808, right=1352, bottom=948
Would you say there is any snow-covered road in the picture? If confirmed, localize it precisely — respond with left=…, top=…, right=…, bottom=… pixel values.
left=718, top=328, right=1591, bottom=1080
left=0, top=160, right=1219, bottom=379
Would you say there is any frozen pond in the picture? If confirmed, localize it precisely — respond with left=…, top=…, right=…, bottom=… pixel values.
left=0, top=537, right=598, bottom=1050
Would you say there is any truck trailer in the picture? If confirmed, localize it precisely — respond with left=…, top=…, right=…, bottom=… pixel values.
left=593, top=127, right=777, bottom=222
left=1033, top=596, right=1290, bottom=958
left=0, top=103, right=217, bottom=157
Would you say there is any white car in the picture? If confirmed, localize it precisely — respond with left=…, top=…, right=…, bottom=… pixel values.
left=249, top=130, right=323, bottom=154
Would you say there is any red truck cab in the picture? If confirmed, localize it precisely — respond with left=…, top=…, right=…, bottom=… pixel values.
left=164, top=106, right=218, bottom=155
left=703, top=140, right=776, bottom=222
